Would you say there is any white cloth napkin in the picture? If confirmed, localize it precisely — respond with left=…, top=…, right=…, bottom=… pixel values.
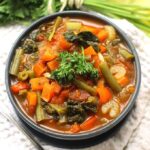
left=0, top=19, right=150, bottom=150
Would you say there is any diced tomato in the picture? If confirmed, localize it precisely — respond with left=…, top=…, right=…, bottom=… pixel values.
left=11, top=82, right=30, bottom=94
left=51, top=89, right=69, bottom=104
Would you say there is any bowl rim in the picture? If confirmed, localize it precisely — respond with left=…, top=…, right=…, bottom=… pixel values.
left=5, top=10, right=141, bottom=140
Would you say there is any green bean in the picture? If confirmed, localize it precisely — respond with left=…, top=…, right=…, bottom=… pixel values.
left=74, top=79, right=97, bottom=96
left=18, top=70, right=29, bottom=81
left=48, top=16, right=62, bottom=41
left=119, top=48, right=134, bottom=60
left=9, top=48, right=24, bottom=76
left=36, top=92, right=46, bottom=122
left=100, top=62, right=122, bottom=92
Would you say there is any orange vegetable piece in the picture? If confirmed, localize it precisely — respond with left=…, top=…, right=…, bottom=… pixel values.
left=11, top=82, right=30, bottom=94
left=70, top=123, right=81, bottom=133
left=99, top=45, right=107, bottom=53
left=97, top=80, right=112, bottom=104
left=80, top=25, right=99, bottom=35
left=97, top=80, right=104, bottom=88
left=59, top=35, right=72, bottom=50
left=118, top=76, right=129, bottom=87
left=41, top=83, right=55, bottom=102
left=97, top=87, right=112, bottom=104
left=38, top=40, right=51, bottom=57
left=33, top=61, right=47, bottom=77
left=80, top=115, right=97, bottom=130
left=51, top=89, right=69, bottom=104
left=41, top=49, right=58, bottom=62
left=30, top=77, right=49, bottom=91
left=92, top=55, right=100, bottom=69
left=27, top=92, right=37, bottom=115
left=97, top=29, right=108, bottom=42
left=51, top=82, right=62, bottom=94
left=47, top=59, right=59, bottom=71
left=84, top=46, right=97, bottom=56
left=41, top=81, right=62, bottom=102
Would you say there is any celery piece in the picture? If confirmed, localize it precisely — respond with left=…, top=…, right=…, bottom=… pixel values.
left=36, top=92, right=46, bottom=122
left=119, top=48, right=134, bottom=60
left=74, top=79, right=97, bottom=96
left=48, top=16, right=62, bottom=41
left=9, top=48, right=24, bottom=76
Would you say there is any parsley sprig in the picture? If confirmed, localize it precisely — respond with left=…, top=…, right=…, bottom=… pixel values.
left=51, top=51, right=99, bottom=84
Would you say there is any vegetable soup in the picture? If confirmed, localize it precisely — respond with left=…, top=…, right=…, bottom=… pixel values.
left=10, top=16, right=135, bottom=133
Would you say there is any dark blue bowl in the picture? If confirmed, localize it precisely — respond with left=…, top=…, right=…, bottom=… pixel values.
left=5, top=11, right=141, bottom=140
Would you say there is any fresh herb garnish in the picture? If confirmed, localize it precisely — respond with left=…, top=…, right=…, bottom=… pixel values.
left=64, top=31, right=100, bottom=52
left=51, top=51, right=99, bottom=84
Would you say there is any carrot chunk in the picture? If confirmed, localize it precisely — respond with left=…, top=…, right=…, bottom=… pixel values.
left=70, top=123, right=81, bottom=133
left=97, top=80, right=112, bottom=104
left=80, top=25, right=99, bottom=35
left=80, top=116, right=97, bottom=130
left=33, top=61, right=47, bottom=77
left=41, top=82, right=62, bottom=102
left=97, top=29, right=108, bottom=42
left=30, top=77, right=49, bottom=91
left=97, top=87, right=112, bottom=104
left=27, top=92, right=37, bottom=115
left=84, top=46, right=97, bottom=56
left=51, top=82, right=62, bottom=94
left=47, top=59, right=59, bottom=71
left=41, top=49, right=58, bottom=62
left=92, top=55, right=100, bottom=69
left=59, top=35, right=72, bottom=50
left=118, top=76, right=129, bottom=87
left=99, top=45, right=107, bottom=53
left=41, top=83, right=54, bottom=102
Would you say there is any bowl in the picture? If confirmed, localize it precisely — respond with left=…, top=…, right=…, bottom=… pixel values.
left=5, top=11, right=141, bottom=140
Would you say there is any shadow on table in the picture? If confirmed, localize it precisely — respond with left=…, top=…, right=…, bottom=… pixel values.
left=20, top=109, right=133, bottom=149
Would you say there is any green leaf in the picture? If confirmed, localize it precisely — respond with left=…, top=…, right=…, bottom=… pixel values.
left=51, top=51, right=99, bottom=84
left=64, top=31, right=100, bottom=51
